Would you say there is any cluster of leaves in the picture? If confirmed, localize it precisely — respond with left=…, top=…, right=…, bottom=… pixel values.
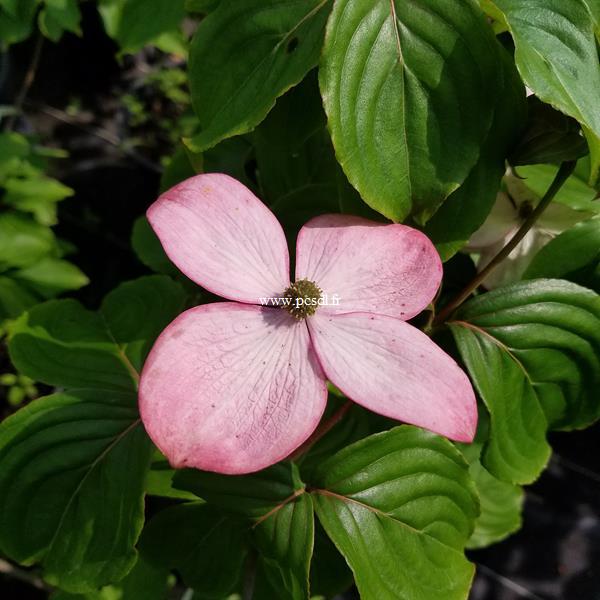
left=0, top=0, right=599, bottom=599
left=0, top=0, right=81, bottom=45
left=0, top=132, right=87, bottom=329
left=0, top=0, right=192, bottom=50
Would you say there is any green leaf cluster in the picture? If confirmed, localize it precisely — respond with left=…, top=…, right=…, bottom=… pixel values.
left=0, top=133, right=87, bottom=324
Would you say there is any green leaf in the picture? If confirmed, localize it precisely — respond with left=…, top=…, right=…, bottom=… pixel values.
left=424, top=44, right=527, bottom=261
left=159, top=144, right=196, bottom=193
left=13, top=258, right=89, bottom=298
left=452, top=323, right=551, bottom=484
left=515, top=163, right=600, bottom=213
left=461, top=443, right=523, bottom=550
left=451, top=280, right=600, bottom=483
left=0, top=276, right=38, bottom=320
left=8, top=275, right=185, bottom=390
left=0, top=389, right=152, bottom=592
left=253, top=71, right=330, bottom=204
left=253, top=73, right=378, bottom=237
left=50, top=555, right=169, bottom=600
left=174, top=462, right=303, bottom=519
left=524, top=217, right=600, bottom=292
left=0, top=131, right=30, bottom=172
left=139, top=503, right=247, bottom=595
left=173, top=409, right=372, bottom=600
left=312, top=426, right=478, bottom=600
left=131, top=217, right=177, bottom=275
left=8, top=299, right=138, bottom=392
left=254, top=493, right=314, bottom=599
left=2, top=175, right=74, bottom=225
left=145, top=463, right=197, bottom=500
left=0, top=213, right=55, bottom=270
left=177, top=462, right=314, bottom=599
left=510, top=97, right=590, bottom=166
left=0, top=0, right=36, bottom=45
left=185, top=0, right=220, bottom=13
left=0, top=276, right=188, bottom=590
left=39, top=0, right=82, bottom=42
left=320, top=0, right=501, bottom=222
left=99, top=0, right=185, bottom=54
left=187, top=0, right=332, bottom=152
left=490, top=0, right=600, bottom=185
left=583, top=0, right=600, bottom=39
left=100, top=275, right=186, bottom=372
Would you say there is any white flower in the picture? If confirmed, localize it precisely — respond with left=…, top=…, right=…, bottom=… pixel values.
left=467, top=173, right=592, bottom=289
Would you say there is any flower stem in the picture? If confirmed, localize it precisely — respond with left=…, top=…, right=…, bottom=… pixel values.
left=288, top=400, right=352, bottom=461
left=434, top=160, right=577, bottom=325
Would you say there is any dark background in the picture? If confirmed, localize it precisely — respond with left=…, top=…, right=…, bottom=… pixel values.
left=1, top=5, right=599, bottom=599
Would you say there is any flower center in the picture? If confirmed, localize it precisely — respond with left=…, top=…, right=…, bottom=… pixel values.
left=519, top=200, right=534, bottom=220
left=282, top=279, right=322, bottom=319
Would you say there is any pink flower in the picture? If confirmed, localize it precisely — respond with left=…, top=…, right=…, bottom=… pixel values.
left=139, top=174, right=477, bottom=474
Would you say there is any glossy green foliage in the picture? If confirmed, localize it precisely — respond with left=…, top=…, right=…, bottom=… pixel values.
left=312, top=426, right=479, bottom=600
left=452, top=280, right=600, bottom=483
left=320, top=0, right=501, bottom=223
left=188, top=0, right=332, bottom=152
left=491, top=0, right=600, bottom=184
left=0, top=276, right=186, bottom=591
left=461, top=442, right=523, bottom=549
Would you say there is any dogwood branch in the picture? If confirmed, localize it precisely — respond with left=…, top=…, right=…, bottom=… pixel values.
left=434, top=160, right=577, bottom=325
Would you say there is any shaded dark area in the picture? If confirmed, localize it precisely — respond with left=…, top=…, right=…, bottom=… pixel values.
left=469, top=423, right=600, bottom=600
left=1, top=6, right=599, bottom=600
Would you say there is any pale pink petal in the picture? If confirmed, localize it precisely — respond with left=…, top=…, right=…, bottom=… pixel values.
left=139, top=302, right=327, bottom=474
left=308, top=312, right=477, bottom=442
left=147, top=173, right=290, bottom=303
left=295, top=215, right=442, bottom=320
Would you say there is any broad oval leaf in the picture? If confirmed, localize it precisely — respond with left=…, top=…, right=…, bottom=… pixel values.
left=254, top=493, right=314, bottom=600
left=451, top=279, right=600, bottom=483
left=8, top=299, right=137, bottom=392
left=490, top=0, right=600, bottom=185
left=0, top=389, right=152, bottom=592
left=188, top=0, right=332, bottom=152
left=8, top=275, right=186, bottom=391
left=312, top=426, right=479, bottom=600
left=100, top=275, right=187, bottom=372
left=175, top=462, right=313, bottom=599
left=99, top=0, right=185, bottom=54
left=515, top=163, right=600, bottom=213
left=0, top=276, right=38, bottom=321
left=174, top=462, right=304, bottom=519
left=524, top=217, right=600, bottom=292
left=425, top=44, right=527, bottom=261
left=0, top=276, right=186, bottom=590
left=320, top=0, right=500, bottom=222
left=0, top=212, right=55, bottom=270
left=139, top=503, right=247, bottom=595
left=451, top=323, right=551, bottom=484
left=461, top=442, right=523, bottom=550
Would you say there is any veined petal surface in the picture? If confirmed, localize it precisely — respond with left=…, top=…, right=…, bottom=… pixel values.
left=140, top=303, right=328, bottom=474
left=147, top=174, right=290, bottom=303
left=308, top=311, right=477, bottom=442
left=296, top=215, right=442, bottom=320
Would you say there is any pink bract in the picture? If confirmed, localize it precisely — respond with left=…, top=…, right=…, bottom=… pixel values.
left=139, top=173, right=477, bottom=474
